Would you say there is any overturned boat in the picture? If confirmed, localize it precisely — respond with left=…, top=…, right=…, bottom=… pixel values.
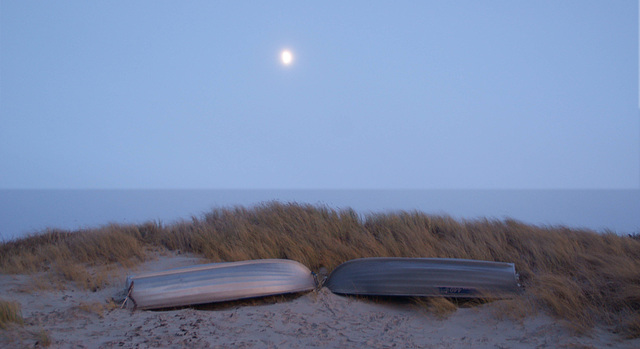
left=124, top=259, right=316, bottom=310
left=325, top=258, right=520, bottom=298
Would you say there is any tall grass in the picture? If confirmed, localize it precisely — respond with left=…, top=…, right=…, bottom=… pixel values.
left=1, top=202, right=639, bottom=337
left=0, top=299, right=23, bottom=329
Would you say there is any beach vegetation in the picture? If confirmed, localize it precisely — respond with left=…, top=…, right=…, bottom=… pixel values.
left=0, top=202, right=639, bottom=337
left=76, top=300, right=117, bottom=319
left=413, top=297, right=457, bottom=319
left=34, top=328, right=51, bottom=347
left=0, top=299, right=23, bottom=329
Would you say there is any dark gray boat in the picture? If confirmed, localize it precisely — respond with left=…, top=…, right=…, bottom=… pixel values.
left=125, top=259, right=316, bottom=310
left=325, top=257, right=520, bottom=298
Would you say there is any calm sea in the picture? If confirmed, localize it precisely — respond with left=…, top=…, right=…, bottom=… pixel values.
left=1, top=189, right=638, bottom=241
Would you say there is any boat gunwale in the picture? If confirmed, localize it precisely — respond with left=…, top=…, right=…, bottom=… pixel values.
left=127, top=258, right=310, bottom=281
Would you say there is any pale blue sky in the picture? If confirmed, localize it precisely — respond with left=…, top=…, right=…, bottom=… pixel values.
left=1, top=1, right=638, bottom=189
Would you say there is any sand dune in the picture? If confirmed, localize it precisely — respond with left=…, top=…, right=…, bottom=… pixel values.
left=1, top=252, right=638, bottom=348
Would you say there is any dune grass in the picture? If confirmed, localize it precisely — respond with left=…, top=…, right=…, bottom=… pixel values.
left=33, top=328, right=52, bottom=347
left=1, top=201, right=639, bottom=337
left=0, top=299, right=23, bottom=329
left=75, top=300, right=118, bottom=319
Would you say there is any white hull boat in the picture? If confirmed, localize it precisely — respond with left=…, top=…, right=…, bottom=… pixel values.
left=125, top=259, right=316, bottom=310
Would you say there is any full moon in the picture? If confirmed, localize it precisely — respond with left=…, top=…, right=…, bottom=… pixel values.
left=281, top=50, right=293, bottom=65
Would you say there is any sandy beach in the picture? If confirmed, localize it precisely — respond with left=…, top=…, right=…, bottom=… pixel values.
left=1, top=251, right=638, bottom=349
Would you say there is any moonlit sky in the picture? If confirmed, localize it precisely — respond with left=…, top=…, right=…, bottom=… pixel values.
left=1, top=1, right=638, bottom=189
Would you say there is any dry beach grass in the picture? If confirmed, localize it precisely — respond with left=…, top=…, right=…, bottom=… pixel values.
left=0, top=299, right=23, bottom=329
left=1, top=201, right=639, bottom=341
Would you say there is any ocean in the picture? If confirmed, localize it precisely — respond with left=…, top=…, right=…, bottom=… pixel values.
left=1, top=189, right=638, bottom=241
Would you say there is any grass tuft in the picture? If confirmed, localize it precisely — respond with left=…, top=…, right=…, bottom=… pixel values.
left=76, top=300, right=117, bottom=319
left=0, top=299, right=23, bottom=329
left=413, top=297, right=458, bottom=319
left=34, top=328, right=52, bottom=347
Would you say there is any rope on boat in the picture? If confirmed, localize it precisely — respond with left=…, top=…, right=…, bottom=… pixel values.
left=311, top=267, right=328, bottom=289
left=120, top=280, right=137, bottom=310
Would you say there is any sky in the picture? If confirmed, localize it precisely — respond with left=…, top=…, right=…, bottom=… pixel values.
left=1, top=1, right=639, bottom=189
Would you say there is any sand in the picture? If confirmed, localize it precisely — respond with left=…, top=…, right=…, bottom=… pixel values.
left=1, top=252, right=638, bottom=348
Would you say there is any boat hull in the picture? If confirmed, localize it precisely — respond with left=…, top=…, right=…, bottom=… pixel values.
left=126, top=259, right=316, bottom=309
left=325, top=258, right=520, bottom=298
